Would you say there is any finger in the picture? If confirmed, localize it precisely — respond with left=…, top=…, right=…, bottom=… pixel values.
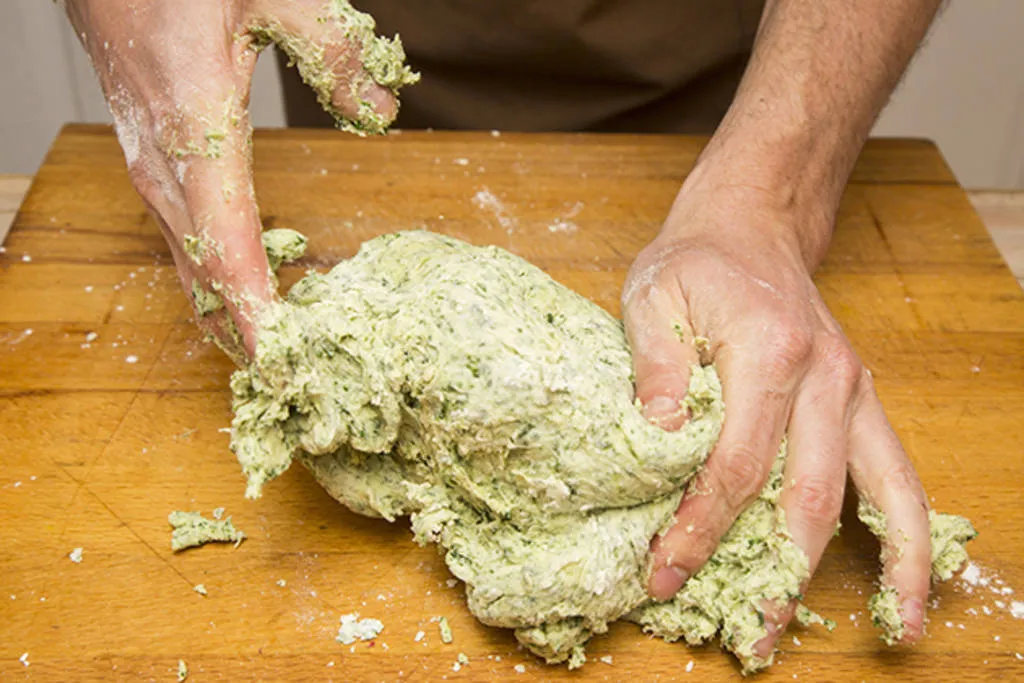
left=175, top=118, right=277, bottom=355
left=751, top=340, right=859, bottom=656
left=251, top=0, right=403, bottom=132
left=648, top=328, right=808, bottom=599
left=847, top=378, right=931, bottom=643
left=623, top=282, right=700, bottom=431
left=147, top=199, right=251, bottom=365
left=155, top=62, right=277, bottom=357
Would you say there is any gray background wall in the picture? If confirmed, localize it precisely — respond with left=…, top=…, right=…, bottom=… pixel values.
left=2, top=0, right=1023, bottom=189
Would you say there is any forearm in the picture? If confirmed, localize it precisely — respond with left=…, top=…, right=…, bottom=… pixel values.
left=681, top=0, right=942, bottom=268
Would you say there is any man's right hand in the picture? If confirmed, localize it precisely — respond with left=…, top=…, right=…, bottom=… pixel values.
left=66, top=0, right=400, bottom=362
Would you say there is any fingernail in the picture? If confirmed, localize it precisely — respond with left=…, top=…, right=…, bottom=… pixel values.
left=650, top=565, right=689, bottom=600
left=361, top=83, right=397, bottom=116
left=642, top=396, right=681, bottom=423
left=900, top=597, right=924, bottom=640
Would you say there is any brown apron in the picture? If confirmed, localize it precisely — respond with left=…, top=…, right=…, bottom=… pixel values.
left=278, top=0, right=765, bottom=133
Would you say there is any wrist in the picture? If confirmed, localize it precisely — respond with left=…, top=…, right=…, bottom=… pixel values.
left=660, top=148, right=834, bottom=273
left=667, top=120, right=846, bottom=271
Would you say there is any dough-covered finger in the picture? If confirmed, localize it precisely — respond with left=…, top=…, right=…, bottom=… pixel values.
left=251, top=0, right=418, bottom=134
left=848, top=381, right=931, bottom=643
left=648, top=338, right=798, bottom=600
left=752, top=353, right=856, bottom=655
left=623, top=283, right=700, bottom=431
left=155, top=61, right=277, bottom=357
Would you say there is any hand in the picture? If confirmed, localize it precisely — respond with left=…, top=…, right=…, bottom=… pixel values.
left=623, top=176, right=932, bottom=654
left=66, top=0, right=402, bottom=361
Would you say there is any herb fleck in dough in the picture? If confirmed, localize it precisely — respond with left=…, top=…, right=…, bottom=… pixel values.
left=229, top=231, right=975, bottom=671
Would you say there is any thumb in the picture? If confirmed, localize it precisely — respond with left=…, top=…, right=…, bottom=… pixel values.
left=623, top=283, right=701, bottom=431
left=250, top=0, right=418, bottom=134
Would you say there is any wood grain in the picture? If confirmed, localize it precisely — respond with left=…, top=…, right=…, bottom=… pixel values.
left=1, top=125, right=1022, bottom=682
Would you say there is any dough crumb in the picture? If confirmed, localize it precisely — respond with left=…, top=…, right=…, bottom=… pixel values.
left=68, top=548, right=83, bottom=563
left=177, top=659, right=188, bottom=681
left=336, top=613, right=384, bottom=644
left=262, top=228, right=308, bottom=271
left=193, top=584, right=207, bottom=596
left=168, top=511, right=246, bottom=552
left=514, top=664, right=526, bottom=673
left=795, top=604, right=837, bottom=631
left=438, top=616, right=453, bottom=644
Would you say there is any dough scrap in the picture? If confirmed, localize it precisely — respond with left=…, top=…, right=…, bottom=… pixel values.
left=336, top=613, right=384, bottom=644
left=229, top=230, right=975, bottom=671
left=262, top=228, right=309, bottom=272
left=169, top=511, right=246, bottom=552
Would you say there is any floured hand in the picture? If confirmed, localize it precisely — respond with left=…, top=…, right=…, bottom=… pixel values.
left=625, top=176, right=933, bottom=656
left=65, top=0, right=416, bottom=361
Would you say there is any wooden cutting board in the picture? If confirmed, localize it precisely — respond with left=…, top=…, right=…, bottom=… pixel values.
left=1, top=124, right=1022, bottom=681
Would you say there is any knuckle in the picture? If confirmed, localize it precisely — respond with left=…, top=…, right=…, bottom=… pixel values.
left=125, top=162, right=170, bottom=212
left=125, top=163, right=154, bottom=193
left=622, top=240, right=708, bottom=308
left=623, top=253, right=671, bottom=309
left=789, top=475, right=844, bottom=526
left=760, top=322, right=813, bottom=379
left=667, top=525, right=721, bottom=576
left=881, top=461, right=924, bottom=501
left=817, top=335, right=863, bottom=397
left=713, top=446, right=770, bottom=511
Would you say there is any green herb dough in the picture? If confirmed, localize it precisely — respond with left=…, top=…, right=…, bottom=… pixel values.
left=795, top=604, right=836, bottom=631
left=191, top=280, right=224, bottom=316
left=262, top=228, right=309, bottom=272
left=229, top=231, right=975, bottom=672
left=169, top=511, right=246, bottom=552
left=438, top=616, right=453, bottom=644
